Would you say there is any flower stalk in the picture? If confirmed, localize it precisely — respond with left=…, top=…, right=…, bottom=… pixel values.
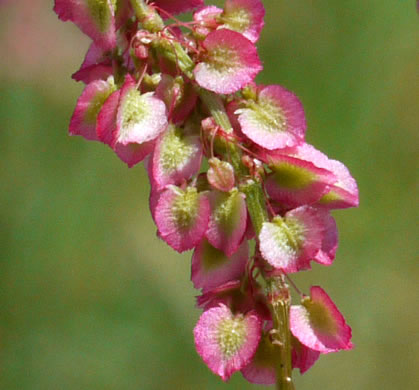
left=269, top=277, right=295, bottom=390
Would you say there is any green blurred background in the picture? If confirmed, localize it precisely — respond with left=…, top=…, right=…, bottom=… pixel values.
left=1, top=1, right=418, bottom=389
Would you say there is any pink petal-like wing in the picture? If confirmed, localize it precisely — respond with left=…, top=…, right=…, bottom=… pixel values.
left=114, top=141, right=155, bottom=167
left=70, top=78, right=116, bottom=141
left=97, top=88, right=121, bottom=146
left=72, top=42, right=113, bottom=83
left=155, top=186, right=210, bottom=252
left=151, top=126, right=202, bottom=190
left=194, top=29, right=262, bottom=94
left=221, top=0, right=265, bottom=43
left=54, top=0, right=116, bottom=51
left=194, top=305, right=262, bottom=381
left=265, top=154, right=337, bottom=207
left=313, top=212, right=338, bottom=266
left=206, top=189, right=247, bottom=257
left=291, top=336, right=321, bottom=374
left=116, top=74, right=168, bottom=146
left=259, top=206, right=326, bottom=273
left=237, top=84, right=306, bottom=150
left=241, top=332, right=276, bottom=385
left=290, top=286, right=353, bottom=353
left=294, top=143, right=359, bottom=209
left=153, top=0, right=203, bottom=16
left=191, top=239, right=248, bottom=292
left=155, top=75, right=198, bottom=124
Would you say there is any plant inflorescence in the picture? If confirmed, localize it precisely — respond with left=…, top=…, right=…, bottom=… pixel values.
left=54, top=1, right=359, bottom=387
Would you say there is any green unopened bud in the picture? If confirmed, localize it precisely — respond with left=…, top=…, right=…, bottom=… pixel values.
left=151, top=37, right=195, bottom=78
left=241, top=84, right=258, bottom=101
left=143, top=73, right=162, bottom=90
left=130, top=0, right=164, bottom=32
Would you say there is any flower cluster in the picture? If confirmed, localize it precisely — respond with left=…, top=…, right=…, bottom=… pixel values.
left=55, top=0, right=359, bottom=386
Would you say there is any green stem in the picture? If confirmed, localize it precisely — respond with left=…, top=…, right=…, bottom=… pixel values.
left=241, top=181, right=295, bottom=390
left=269, top=277, right=295, bottom=390
left=152, top=38, right=195, bottom=78
left=198, top=89, right=233, bottom=133
left=240, top=180, right=268, bottom=236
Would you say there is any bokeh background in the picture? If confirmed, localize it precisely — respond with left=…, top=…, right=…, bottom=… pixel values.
left=1, top=1, right=418, bottom=389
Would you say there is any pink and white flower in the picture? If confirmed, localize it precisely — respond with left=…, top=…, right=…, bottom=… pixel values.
left=191, top=239, right=248, bottom=292
left=72, top=42, right=113, bottom=84
left=206, top=189, right=247, bottom=257
left=97, top=74, right=167, bottom=166
left=194, top=304, right=262, bottom=381
left=290, top=286, right=353, bottom=353
left=291, top=143, right=359, bottom=209
left=151, top=125, right=202, bottom=191
left=219, top=0, right=265, bottom=43
left=193, top=6, right=223, bottom=37
left=54, top=0, right=117, bottom=51
left=155, top=185, right=210, bottom=252
left=259, top=206, right=332, bottom=273
left=115, top=75, right=167, bottom=146
left=236, top=84, right=306, bottom=150
left=194, top=0, right=264, bottom=43
left=70, top=76, right=116, bottom=141
left=265, top=153, right=337, bottom=208
left=194, top=29, right=262, bottom=94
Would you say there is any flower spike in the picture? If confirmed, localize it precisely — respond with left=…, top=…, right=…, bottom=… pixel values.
left=56, top=1, right=359, bottom=385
